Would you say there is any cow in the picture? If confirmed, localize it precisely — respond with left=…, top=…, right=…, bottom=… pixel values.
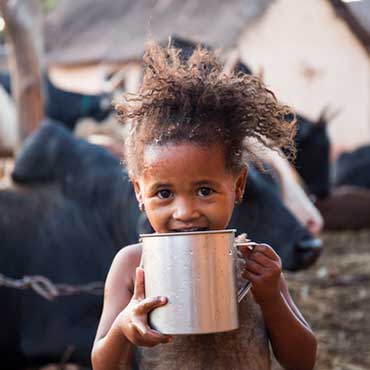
left=44, top=77, right=112, bottom=130
left=334, top=144, right=370, bottom=189
left=315, top=185, right=370, bottom=230
left=315, top=144, right=370, bottom=230
left=232, top=167, right=322, bottom=271
left=257, top=145, right=324, bottom=235
left=294, top=112, right=331, bottom=200
left=0, top=119, right=140, bottom=369
left=0, top=71, right=112, bottom=131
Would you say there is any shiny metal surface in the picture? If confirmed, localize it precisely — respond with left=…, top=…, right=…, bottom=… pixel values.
left=140, top=229, right=250, bottom=335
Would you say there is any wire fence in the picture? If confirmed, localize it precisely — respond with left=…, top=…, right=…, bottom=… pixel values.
left=0, top=273, right=104, bottom=300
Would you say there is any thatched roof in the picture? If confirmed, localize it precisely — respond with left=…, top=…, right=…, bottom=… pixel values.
left=44, top=0, right=370, bottom=66
left=44, top=0, right=273, bottom=65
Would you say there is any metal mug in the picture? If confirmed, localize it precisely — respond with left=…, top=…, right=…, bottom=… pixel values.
left=140, top=229, right=251, bottom=335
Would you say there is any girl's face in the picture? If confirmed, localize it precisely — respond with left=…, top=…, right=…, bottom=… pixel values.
left=132, top=143, right=247, bottom=233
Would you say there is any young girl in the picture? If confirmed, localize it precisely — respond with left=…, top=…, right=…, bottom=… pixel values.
left=91, top=42, right=317, bottom=370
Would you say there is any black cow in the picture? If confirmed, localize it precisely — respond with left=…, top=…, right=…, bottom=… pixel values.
left=0, top=71, right=112, bottom=130
left=44, top=77, right=112, bottom=130
left=293, top=113, right=331, bottom=199
left=334, top=144, right=370, bottom=189
left=231, top=168, right=322, bottom=270
left=0, top=119, right=140, bottom=369
left=237, top=58, right=331, bottom=201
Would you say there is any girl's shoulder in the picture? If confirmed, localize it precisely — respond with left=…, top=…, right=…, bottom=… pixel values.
left=108, top=243, right=142, bottom=292
left=114, top=243, right=142, bottom=267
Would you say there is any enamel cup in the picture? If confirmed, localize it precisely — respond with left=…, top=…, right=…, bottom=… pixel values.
left=140, top=229, right=251, bottom=335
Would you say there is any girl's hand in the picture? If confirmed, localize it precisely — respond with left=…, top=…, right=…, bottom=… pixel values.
left=240, top=243, right=282, bottom=307
left=118, top=267, right=172, bottom=347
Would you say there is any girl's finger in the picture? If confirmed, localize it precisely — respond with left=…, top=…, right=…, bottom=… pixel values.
left=133, top=318, right=150, bottom=337
left=133, top=321, right=171, bottom=345
left=251, top=251, right=277, bottom=268
left=242, top=268, right=260, bottom=282
left=133, top=267, right=145, bottom=299
left=130, top=324, right=154, bottom=347
left=142, top=327, right=172, bottom=344
left=136, top=296, right=167, bottom=314
left=244, top=259, right=265, bottom=275
left=238, top=242, right=258, bottom=252
left=253, top=244, right=280, bottom=261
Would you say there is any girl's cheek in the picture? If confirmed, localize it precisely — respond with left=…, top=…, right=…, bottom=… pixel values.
left=146, top=204, right=170, bottom=227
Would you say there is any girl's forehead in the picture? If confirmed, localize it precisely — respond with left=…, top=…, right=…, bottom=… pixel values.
left=141, top=142, right=228, bottom=176
left=144, top=142, right=219, bottom=161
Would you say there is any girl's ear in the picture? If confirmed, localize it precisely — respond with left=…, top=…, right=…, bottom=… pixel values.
left=235, top=166, right=248, bottom=203
left=132, top=178, right=143, bottom=204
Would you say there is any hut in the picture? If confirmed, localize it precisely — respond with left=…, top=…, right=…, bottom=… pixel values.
left=38, top=0, right=370, bottom=152
left=238, top=0, right=370, bottom=153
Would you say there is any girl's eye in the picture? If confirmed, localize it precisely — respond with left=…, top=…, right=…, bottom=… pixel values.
left=157, top=189, right=173, bottom=199
left=197, top=187, right=214, bottom=197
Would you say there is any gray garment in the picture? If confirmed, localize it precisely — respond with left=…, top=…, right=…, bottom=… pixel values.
left=136, top=291, right=271, bottom=370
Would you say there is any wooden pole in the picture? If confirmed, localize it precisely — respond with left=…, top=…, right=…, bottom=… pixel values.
left=0, top=0, right=44, bottom=148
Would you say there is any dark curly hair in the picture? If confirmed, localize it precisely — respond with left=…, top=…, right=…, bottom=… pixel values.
left=115, top=41, right=296, bottom=177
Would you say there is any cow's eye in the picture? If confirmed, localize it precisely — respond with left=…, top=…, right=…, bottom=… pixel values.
left=197, top=187, right=214, bottom=197
left=157, top=189, right=173, bottom=199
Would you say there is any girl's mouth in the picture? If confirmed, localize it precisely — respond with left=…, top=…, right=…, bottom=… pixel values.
left=171, top=227, right=209, bottom=233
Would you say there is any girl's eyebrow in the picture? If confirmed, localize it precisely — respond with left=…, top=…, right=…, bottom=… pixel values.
left=148, top=182, right=173, bottom=191
left=193, top=180, right=218, bottom=186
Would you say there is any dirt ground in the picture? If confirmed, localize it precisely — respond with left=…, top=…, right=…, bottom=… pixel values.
left=283, top=230, right=370, bottom=370
left=2, top=159, right=369, bottom=370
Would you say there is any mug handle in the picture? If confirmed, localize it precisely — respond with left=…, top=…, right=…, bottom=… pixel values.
left=139, top=254, right=144, bottom=268
left=235, top=242, right=255, bottom=303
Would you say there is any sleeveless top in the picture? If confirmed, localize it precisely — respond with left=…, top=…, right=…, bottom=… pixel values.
left=135, top=272, right=271, bottom=370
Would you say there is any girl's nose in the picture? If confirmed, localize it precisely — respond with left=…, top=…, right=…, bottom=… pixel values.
left=172, top=199, right=201, bottom=221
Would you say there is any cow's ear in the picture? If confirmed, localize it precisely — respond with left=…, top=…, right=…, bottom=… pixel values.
left=235, top=166, right=248, bottom=202
left=132, top=178, right=143, bottom=204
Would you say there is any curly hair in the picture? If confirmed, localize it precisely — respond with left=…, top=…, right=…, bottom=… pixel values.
left=115, top=41, right=296, bottom=177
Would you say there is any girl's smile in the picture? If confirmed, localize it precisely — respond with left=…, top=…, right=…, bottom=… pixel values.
left=133, top=143, right=247, bottom=233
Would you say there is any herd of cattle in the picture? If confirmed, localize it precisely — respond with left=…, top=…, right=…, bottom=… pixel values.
left=1, top=61, right=370, bottom=368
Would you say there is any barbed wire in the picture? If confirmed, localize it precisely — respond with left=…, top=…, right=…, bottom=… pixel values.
left=0, top=273, right=104, bottom=301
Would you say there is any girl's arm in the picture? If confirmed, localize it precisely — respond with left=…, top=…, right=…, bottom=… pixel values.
left=259, top=276, right=316, bottom=370
left=241, top=244, right=317, bottom=370
left=91, top=245, right=170, bottom=370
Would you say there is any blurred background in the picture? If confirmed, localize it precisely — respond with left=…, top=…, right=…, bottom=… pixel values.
left=0, top=1, right=370, bottom=369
